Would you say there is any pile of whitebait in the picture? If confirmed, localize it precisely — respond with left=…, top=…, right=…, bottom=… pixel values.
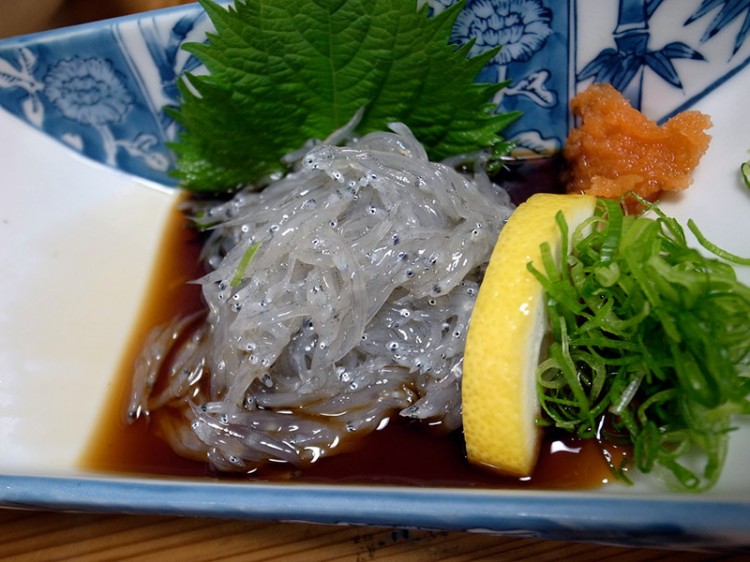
left=127, top=123, right=514, bottom=472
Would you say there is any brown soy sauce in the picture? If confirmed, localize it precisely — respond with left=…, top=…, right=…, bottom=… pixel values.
left=493, top=153, right=567, bottom=206
left=81, top=191, right=628, bottom=490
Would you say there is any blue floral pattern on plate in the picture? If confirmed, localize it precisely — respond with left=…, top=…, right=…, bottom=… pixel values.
left=0, top=0, right=749, bottom=181
left=0, top=5, right=209, bottom=185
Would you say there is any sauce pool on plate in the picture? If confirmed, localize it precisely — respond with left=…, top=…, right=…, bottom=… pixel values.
left=81, top=198, right=628, bottom=490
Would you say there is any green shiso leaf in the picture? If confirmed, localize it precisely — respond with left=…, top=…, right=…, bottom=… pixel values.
left=169, top=0, right=520, bottom=192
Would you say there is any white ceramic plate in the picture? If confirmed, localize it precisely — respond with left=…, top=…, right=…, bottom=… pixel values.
left=1, top=3, right=750, bottom=551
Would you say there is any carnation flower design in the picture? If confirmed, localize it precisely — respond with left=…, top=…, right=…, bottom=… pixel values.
left=39, top=55, right=168, bottom=170
left=452, top=0, right=552, bottom=67
left=450, top=0, right=555, bottom=128
left=0, top=11, right=212, bottom=181
left=43, top=56, right=133, bottom=127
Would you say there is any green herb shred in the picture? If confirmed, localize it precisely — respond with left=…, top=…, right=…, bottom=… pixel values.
left=529, top=195, right=750, bottom=491
left=230, top=242, right=260, bottom=288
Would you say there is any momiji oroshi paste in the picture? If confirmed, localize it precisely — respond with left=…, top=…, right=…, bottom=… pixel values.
left=564, top=83, right=712, bottom=211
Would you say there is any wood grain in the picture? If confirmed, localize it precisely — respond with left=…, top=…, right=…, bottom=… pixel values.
left=0, top=509, right=745, bottom=561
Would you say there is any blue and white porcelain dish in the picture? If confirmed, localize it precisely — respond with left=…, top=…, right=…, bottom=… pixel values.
left=1, top=0, right=750, bottom=551
left=2, top=1, right=750, bottom=181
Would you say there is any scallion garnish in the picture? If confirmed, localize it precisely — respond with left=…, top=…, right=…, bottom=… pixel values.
left=529, top=195, right=750, bottom=491
left=230, top=242, right=260, bottom=287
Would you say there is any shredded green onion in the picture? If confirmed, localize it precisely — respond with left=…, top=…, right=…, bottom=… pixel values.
left=688, top=219, right=750, bottom=266
left=529, top=195, right=750, bottom=491
left=742, top=161, right=750, bottom=191
left=230, top=242, right=260, bottom=287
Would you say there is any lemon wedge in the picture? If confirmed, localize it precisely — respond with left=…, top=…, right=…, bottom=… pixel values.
left=462, top=193, right=597, bottom=477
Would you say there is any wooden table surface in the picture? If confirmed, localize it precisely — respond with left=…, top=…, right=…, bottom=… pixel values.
left=1, top=508, right=747, bottom=561
left=1, top=2, right=748, bottom=560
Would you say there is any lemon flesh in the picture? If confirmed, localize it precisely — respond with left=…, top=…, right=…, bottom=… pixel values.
left=462, top=193, right=597, bottom=477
